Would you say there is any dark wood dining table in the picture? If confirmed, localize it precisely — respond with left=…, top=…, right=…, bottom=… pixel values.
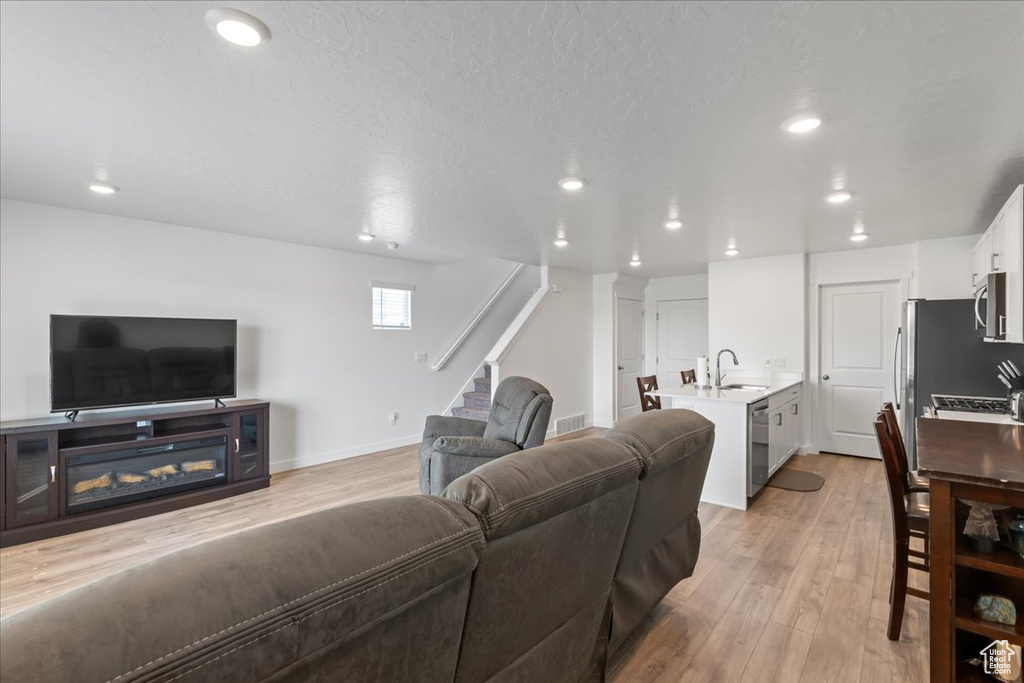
left=916, top=418, right=1024, bottom=683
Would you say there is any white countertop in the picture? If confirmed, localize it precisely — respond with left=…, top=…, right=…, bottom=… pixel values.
left=934, top=410, right=1019, bottom=425
left=648, top=377, right=802, bottom=405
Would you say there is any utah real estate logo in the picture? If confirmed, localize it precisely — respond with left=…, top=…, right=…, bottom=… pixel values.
left=981, top=639, right=1017, bottom=677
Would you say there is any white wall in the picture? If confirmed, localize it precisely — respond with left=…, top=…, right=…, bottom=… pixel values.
left=591, top=273, right=616, bottom=427
left=915, top=235, right=978, bottom=299
left=708, top=254, right=807, bottom=376
left=0, top=199, right=537, bottom=472
left=643, top=274, right=709, bottom=377
left=498, top=267, right=593, bottom=434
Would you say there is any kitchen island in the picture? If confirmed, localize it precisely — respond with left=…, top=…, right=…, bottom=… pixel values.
left=649, top=378, right=803, bottom=509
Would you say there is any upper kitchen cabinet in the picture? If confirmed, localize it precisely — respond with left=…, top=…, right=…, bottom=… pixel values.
left=970, top=185, right=1023, bottom=343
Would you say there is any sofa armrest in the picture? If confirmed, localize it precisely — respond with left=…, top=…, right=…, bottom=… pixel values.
left=423, top=415, right=487, bottom=441
left=434, top=436, right=521, bottom=459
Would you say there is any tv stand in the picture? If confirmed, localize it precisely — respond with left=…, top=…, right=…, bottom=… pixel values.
left=213, top=398, right=226, bottom=409
left=0, top=399, right=270, bottom=547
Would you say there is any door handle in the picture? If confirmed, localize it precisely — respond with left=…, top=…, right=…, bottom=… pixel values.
left=999, top=315, right=1006, bottom=337
left=617, top=365, right=624, bottom=370
left=992, top=252, right=999, bottom=271
left=822, top=375, right=830, bottom=381
left=49, top=465, right=56, bottom=484
left=975, top=285, right=987, bottom=329
left=792, top=404, right=798, bottom=415
left=235, top=438, right=240, bottom=453
left=892, top=327, right=902, bottom=410
left=776, top=414, right=783, bottom=426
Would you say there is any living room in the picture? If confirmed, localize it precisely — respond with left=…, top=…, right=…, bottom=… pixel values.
left=2, top=2, right=1023, bottom=682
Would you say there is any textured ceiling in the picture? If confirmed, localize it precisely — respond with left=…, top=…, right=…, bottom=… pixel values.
left=1, top=1, right=1022, bottom=275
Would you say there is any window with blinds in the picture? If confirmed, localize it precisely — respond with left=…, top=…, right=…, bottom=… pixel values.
left=371, top=283, right=413, bottom=330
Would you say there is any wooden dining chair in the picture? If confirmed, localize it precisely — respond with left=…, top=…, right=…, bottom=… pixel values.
left=880, top=402, right=930, bottom=492
left=680, top=369, right=697, bottom=385
left=636, top=375, right=662, bottom=412
left=873, top=415, right=930, bottom=641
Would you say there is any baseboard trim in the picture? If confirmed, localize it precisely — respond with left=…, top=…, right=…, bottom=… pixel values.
left=270, top=434, right=421, bottom=474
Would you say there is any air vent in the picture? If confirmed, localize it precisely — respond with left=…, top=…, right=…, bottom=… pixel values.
left=555, top=413, right=586, bottom=436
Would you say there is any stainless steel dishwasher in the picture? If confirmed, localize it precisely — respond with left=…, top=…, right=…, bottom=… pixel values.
left=748, top=399, right=770, bottom=496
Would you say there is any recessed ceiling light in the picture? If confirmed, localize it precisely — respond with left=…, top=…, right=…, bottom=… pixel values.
left=629, top=258, right=641, bottom=267
left=781, top=114, right=823, bottom=134
left=558, top=177, right=586, bottom=191
left=850, top=233, right=869, bottom=242
left=663, top=219, right=683, bottom=230
left=826, top=190, right=853, bottom=204
left=553, top=238, right=569, bottom=248
left=725, top=248, right=740, bottom=256
left=205, top=8, right=271, bottom=47
left=88, top=182, right=119, bottom=194
left=358, top=233, right=375, bottom=242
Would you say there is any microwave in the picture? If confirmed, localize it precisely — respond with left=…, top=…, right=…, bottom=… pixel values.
left=975, top=271, right=1007, bottom=340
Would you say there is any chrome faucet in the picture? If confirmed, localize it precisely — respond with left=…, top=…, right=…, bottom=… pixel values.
left=715, top=348, right=739, bottom=387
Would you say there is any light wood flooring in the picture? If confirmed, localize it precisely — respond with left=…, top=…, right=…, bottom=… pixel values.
left=0, top=430, right=927, bottom=682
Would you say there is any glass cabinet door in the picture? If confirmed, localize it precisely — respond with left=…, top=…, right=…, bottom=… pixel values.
left=233, top=411, right=265, bottom=481
left=7, top=433, right=58, bottom=527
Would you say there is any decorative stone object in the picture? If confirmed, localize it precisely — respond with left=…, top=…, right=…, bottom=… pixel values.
left=974, top=594, right=1017, bottom=627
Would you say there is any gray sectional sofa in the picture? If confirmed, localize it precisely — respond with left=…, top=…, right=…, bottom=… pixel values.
left=0, top=410, right=714, bottom=683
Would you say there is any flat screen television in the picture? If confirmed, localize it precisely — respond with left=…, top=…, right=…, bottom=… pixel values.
left=50, top=315, right=237, bottom=413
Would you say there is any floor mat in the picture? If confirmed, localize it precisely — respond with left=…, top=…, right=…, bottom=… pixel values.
left=766, top=469, right=825, bottom=492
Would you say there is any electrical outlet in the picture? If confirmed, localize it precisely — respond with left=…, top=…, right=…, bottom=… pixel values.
left=764, top=357, right=772, bottom=368
left=389, top=412, right=399, bottom=426
left=414, top=352, right=427, bottom=363
left=773, top=358, right=786, bottom=368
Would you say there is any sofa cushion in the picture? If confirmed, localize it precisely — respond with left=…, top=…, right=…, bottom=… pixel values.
left=603, top=409, right=716, bottom=654
left=0, top=496, right=483, bottom=683
left=445, top=438, right=641, bottom=541
left=444, top=438, right=641, bottom=682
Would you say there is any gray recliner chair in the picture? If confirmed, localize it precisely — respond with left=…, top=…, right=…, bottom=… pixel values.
left=419, top=376, right=553, bottom=495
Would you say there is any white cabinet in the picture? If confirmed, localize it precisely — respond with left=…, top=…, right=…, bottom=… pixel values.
left=970, top=185, right=1023, bottom=343
left=767, top=385, right=802, bottom=475
left=787, top=400, right=802, bottom=458
left=971, top=231, right=991, bottom=289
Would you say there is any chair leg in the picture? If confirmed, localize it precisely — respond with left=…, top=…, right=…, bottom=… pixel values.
left=888, top=540, right=909, bottom=641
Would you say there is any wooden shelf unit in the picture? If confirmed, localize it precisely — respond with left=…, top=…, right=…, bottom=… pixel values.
left=1, top=400, right=270, bottom=547
left=955, top=535, right=1024, bottom=580
left=917, top=418, right=1024, bottom=683
left=955, top=599, right=1024, bottom=646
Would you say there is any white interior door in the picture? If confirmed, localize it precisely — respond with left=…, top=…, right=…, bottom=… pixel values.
left=656, top=299, right=709, bottom=388
left=616, top=297, right=644, bottom=421
left=818, top=281, right=901, bottom=458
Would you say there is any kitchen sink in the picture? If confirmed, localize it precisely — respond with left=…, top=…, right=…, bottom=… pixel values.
left=720, top=384, right=770, bottom=391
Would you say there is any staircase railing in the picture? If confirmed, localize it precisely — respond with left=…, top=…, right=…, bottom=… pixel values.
left=430, top=262, right=526, bottom=371
left=483, top=270, right=552, bottom=397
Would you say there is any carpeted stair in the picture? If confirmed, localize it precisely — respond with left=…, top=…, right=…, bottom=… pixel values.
left=452, top=365, right=491, bottom=421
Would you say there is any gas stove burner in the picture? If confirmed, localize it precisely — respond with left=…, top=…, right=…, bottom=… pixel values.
left=932, top=394, right=1010, bottom=414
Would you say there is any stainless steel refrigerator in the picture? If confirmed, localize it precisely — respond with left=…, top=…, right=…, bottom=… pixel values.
left=899, top=299, right=1021, bottom=466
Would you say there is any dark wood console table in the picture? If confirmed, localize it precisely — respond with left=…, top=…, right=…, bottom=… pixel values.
left=917, top=418, right=1024, bottom=683
left=1, top=400, right=270, bottom=547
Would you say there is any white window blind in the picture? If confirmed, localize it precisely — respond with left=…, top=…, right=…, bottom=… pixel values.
left=371, top=283, right=413, bottom=330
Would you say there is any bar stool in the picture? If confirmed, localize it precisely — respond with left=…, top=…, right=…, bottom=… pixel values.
left=873, top=414, right=930, bottom=641
left=881, top=402, right=930, bottom=492
left=636, top=375, right=661, bottom=412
